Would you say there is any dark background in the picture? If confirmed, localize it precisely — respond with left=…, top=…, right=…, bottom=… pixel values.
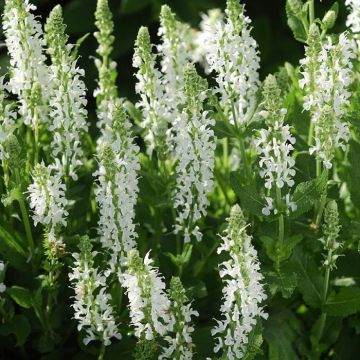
left=0, top=0, right=349, bottom=102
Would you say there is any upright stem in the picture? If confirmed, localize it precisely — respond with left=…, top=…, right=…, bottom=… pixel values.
left=276, top=187, right=285, bottom=247
left=238, top=135, right=251, bottom=183
left=309, top=0, right=315, bottom=24
left=314, top=161, right=327, bottom=227
left=315, top=251, right=332, bottom=343
left=98, top=341, right=106, bottom=360
left=15, top=169, right=35, bottom=261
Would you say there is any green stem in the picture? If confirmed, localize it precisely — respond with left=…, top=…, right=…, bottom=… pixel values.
left=276, top=187, right=285, bottom=247
left=15, top=169, right=35, bottom=261
left=309, top=0, right=315, bottom=24
left=315, top=253, right=332, bottom=344
left=98, top=341, right=106, bottom=360
left=238, top=135, right=251, bottom=183
left=307, top=121, right=314, bottom=146
left=313, top=161, right=327, bottom=227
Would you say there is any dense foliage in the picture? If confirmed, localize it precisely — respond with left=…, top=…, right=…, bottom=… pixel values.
left=0, top=0, right=360, bottom=359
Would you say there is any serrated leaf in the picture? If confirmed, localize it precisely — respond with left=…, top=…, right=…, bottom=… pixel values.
left=7, top=286, right=33, bottom=309
left=230, top=172, right=264, bottom=216
left=291, top=248, right=323, bottom=308
left=266, top=262, right=298, bottom=298
left=291, top=171, right=327, bottom=218
left=324, top=287, right=360, bottom=317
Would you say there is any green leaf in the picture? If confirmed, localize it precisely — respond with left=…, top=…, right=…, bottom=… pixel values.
left=291, top=170, right=327, bottom=218
left=0, top=224, right=27, bottom=270
left=291, top=248, right=323, bottom=308
left=230, top=172, right=264, bottom=216
left=266, top=262, right=298, bottom=298
left=213, top=120, right=234, bottom=139
left=285, top=0, right=307, bottom=43
left=7, top=286, right=33, bottom=309
left=264, top=310, right=301, bottom=360
left=121, top=0, right=151, bottom=14
left=0, top=314, right=31, bottom=346
left=324, top=287, right=360, bottom=317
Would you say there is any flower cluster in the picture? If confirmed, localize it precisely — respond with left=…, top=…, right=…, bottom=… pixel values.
left=320, top=201, right=342, bottom=270
left=94, top=0, right=119, bottom=135
left=300, top=31, right=355, bottom=169
left=45, top=5, right=88, bottom=180
left=191, top=9, right=224, bottom=73
left=94, top=105, right=140, bottom=274
left=160, top=276, right=199, bottom=360
left=212, top=205, right=268, bottom=359
left=120, top=250, right=172, bottom=341
left=133, top=26, right=169, bottom=156
left=203, top=0, right=260, bottom=126
left=28, top=162, right=68, bottom=235
left=173, top=64, right=216, bottom=242
left=158, top=5, right=193, bottom=112
left=254, top=75, right=296, bottom=216
left=2, top=0, right=49, bottom=128
left=69, top=236, right=121, bottom=346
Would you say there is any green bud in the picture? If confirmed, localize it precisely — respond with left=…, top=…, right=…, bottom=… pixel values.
left=183, top=64, right=207, bottom=102
left=127, top=250, right=144, bottom=273
left=321, top=200, right=342, bottom=269
left=45, top=5, right=68, bottom=56
left=322, top=10, right=336, bottom=30
left=4, top=134, right=21, bottom=168
left=169, top=276, right=186, bottom=303
left=135, top=27, right=152, bottom=64
left=308, top=23, right=321, bottom=45
left=160, top=4, right=176, bottom=34
left=94, top=0, right=115, bottom=58
left=226, top=0, right=245, bottom=30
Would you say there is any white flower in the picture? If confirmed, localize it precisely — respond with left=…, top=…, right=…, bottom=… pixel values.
left=301, top=31, right=355, bottom=168
left=212, top=205, right=267, bottom=359
left=45, top=6, right=88, bottom=181
left=346, top=0, right=360, bottom=34
left=94, top=105, right=140, bottom=274
left=160, top=277, right=199, bottom=360
left=69, top=236, right=121, bottom=346
left=255, top=75, right=296, bottom=216
left=255, top=122, right=296, bottom=191
left=120, top=251, right=172, bottom=341
left=172, top=65, right=216, bottom=242
left=28, top=162, right=68, bottom=228
left=133, top=26, right=169, bottom=156
left=158, top=5, right=193, bottom=113
left=204, top=0, right=260, bottom=126
left=2, top=0, right=49, bottom=127
left=191, top=9, right=224, bottom=73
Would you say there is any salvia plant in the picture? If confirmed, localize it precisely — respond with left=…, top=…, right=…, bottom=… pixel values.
left=0, top=0, right=359, bottom=359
